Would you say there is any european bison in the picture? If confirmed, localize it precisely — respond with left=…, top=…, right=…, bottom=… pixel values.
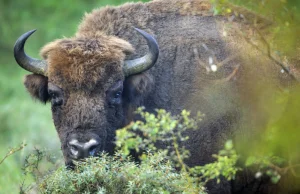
left=14, top=0, right=292, bottom=193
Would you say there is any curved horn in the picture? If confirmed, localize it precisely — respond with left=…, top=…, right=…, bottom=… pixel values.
left=123, top=28, right=159, bottom=76
left=14, top=30, right=47, bottom=76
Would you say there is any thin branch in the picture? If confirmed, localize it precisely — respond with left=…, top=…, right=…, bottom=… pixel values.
left=0, top=143, right=26, bottom=165
left=216, top=53, right=240, bottom=68
left=243, top=34, right=297, bottom=81
left=194, top=45, right=240, bottom=74
left=172, top=135, right=187, bottom=172
left=214, top=65, right=240, bottom=84
left=223, top=2, right=298, bottom=82
left=236, top=21, right=298, bottom=82
left=266, top=161, right=300, bottom=178
left=254, top=26, right=271, bottom=57
left=268, top=162, right=286, bottom=174
left=288, top=160, right=300, bottom=178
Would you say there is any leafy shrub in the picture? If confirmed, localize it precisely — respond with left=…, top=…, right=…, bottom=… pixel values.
left=34, top=108, right=240, bottom=194
left=40, top=152, right=206, bottom=194
left=17, top=107, right=298, bottom=193
left=190, top=140, right=240, bottom=184
left=116, top=108, right=203, bottom=167
left=116, top=108, right=240, bottom=185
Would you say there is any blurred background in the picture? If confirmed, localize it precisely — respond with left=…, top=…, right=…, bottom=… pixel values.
left=0, top=0, right=148, bottom=193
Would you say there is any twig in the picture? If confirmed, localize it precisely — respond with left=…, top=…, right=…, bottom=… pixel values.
left=223, top=2, right=298, bottom=82
left=267, top=161, right=300, bottom=178
left=194, top=45, right=240, bottom=74
left=288, top=160, right=300, bottom=178
left=253, top=26, right=271, bottom=57
left=172, top=135, right=187, bottom=172
left=238, top=23, right=298, bottom=82
left=216, top=53, right=240, bottom=68
left=0, top=143, right=26, bottom=165
left=214, top=65, right=240, bottom=84
left=268, top=162, right=285, bottom=174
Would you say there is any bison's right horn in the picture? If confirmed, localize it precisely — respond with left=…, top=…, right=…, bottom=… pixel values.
left=123, top=28, right=159, bottom=76
left=14, top=30, right=47, bottom=76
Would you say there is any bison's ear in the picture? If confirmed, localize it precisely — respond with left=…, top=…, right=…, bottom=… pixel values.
left=123, top=72, right=154, bottom=106
left=23, top=74, right=49, bottom=103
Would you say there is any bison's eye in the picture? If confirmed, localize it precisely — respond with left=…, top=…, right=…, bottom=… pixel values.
left=108, top=90, right=122, bottom=105
left=49, top=92, right=63, bottom=106
left=107, top=80, right=123, bottom=106
left=114, top=91, right=122, bottom=99
left=48, top=83, right=63, bottom=106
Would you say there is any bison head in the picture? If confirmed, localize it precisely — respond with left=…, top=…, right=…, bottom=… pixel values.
left=14, top=28, right=159, bottom=166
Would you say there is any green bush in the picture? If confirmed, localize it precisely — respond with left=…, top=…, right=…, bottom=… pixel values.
left=40, top=153, right=205, bottom=194
left=116, top=108, right=240, bottom=186
left=34, top=107, right=300, bottom=193
left=31, top=108, right=241, bottom=193
left=20, top=107, right=295, bottom=193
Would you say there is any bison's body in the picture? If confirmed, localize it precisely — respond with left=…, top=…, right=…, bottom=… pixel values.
left=14, top=0, right=292, bottom=193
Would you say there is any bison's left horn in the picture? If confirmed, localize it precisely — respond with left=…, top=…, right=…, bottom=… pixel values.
left=123, top=28, right=159, bottom=76
left=14, top=30, right=48, bottom=76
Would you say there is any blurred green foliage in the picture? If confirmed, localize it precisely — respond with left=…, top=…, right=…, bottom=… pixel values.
left=211, top=0, right=300, bottom=189
left=0, top=0, right=148, bottom=193
left=211, top=0, right=300, bottom=57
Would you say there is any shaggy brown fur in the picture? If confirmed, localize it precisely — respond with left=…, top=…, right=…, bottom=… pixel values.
left=41, top=34, right=134, bottom=90
left=22, top=0, right=297, bottom=193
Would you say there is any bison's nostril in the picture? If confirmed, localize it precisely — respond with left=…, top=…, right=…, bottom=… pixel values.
left=68, top=139, right=100, bottom=159
left=89, top=146, right=97, bottom=156
left=68, top=140, right=83, bottom=159
left=70, top=145, right=79, bottom=157
left=84, top=139, right=100, bottom=156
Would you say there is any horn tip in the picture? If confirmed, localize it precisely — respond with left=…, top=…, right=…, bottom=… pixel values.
left=15, top=29, right=37, bottom=46
left=133, top=27, right=158, bottom=46
left=27, top=29, right=37, bottom=36
left=133, top=27, right=147, bottom=36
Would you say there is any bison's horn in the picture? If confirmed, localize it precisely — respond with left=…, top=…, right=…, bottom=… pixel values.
left=14, top=30, right=47, bottom=76
left=123, top=28, right=159, bottom=76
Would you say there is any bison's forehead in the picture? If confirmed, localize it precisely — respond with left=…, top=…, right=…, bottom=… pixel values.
left=40, top=34, right=134, bottom=90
